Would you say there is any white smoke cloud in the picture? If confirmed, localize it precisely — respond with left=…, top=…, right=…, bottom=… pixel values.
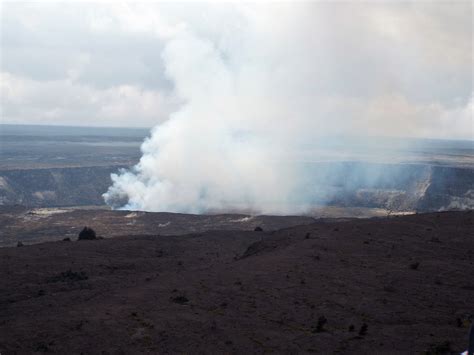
left=104, top=27, right=307, bottom=213
left=97, top=2, right=472, bottom=213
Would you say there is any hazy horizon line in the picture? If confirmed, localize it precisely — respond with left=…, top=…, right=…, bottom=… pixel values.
left=1, top=123, right=472, bottom=143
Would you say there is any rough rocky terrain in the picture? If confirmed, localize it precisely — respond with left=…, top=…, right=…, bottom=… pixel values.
left=0, top=211, right=473, bottom=354
left=0, top=206, right=316, bottom=247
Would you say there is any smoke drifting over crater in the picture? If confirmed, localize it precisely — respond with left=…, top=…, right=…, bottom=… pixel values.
left=103, top=2, right=473, bottom=213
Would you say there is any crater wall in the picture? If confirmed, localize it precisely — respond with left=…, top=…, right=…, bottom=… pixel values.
left=0, top=163, right=472, bottom=212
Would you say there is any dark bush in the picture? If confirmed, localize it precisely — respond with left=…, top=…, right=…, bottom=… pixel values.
left=171, top=295, right=189, bottom=304
left=47, top=270, right=88, bottom=283
left=254, top=226, right=263, bottom=232
left=426, top=340, right=452, bottom=354
left=409, top=262, right=420, bottom=270
left=314, top=315, right=327, bottom=333
left=78, top=227, right=96, bottom=241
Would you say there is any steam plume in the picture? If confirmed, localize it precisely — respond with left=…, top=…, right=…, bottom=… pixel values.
left=103, top=3, right=472, bottom=213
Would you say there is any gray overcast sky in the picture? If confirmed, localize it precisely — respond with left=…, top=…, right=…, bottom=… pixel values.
left=0, top=1, right=472, bottom=139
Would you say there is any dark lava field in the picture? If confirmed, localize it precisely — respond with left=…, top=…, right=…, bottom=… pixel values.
left=0, top=211, right=472, bottom=354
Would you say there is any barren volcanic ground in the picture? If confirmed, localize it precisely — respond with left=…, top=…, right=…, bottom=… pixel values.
left=0, top=206, right=316, bottom=248
left=0, top=211, right=473, bottom=354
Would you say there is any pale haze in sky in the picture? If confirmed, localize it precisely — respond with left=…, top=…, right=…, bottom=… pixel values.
left=0, top=1, right=472, bottom=140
